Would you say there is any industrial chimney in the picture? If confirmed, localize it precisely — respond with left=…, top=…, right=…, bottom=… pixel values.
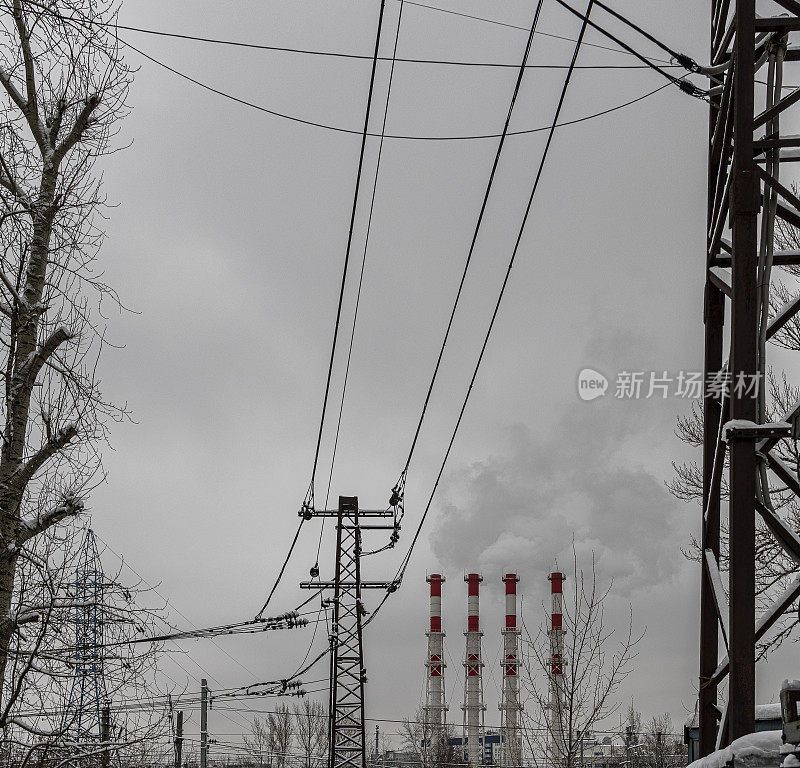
left=548, top=571, right=565, bottom=762
left=425, top=574, right=447, bottom=734
left=500, top=573, right=522, bottom=767
left=463, top=573, right=485, bottom=766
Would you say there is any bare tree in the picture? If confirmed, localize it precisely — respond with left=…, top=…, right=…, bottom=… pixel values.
left=634, top=714, right=686, bottom=768
left=521, top=550, right=642, bottom=768
left=400, top=707, right=462, bottom=768
left=295, top=699, right=327, bottom=768
left=268, top=703, right=294, bottom=768
left=245, top=716, right=271, bottom=768
left=0, top=0, right=134, bottom=716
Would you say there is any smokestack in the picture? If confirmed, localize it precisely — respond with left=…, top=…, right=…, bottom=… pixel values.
left=463, top=573, right=485, bottom=766
left=425, top=574, right=447, bottom=733
left=500, top=574, right=522, bottom=767
left=548, top=572, right=565, bottom=762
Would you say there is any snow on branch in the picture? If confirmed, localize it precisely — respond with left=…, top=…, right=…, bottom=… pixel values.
left=18, top=495, right=84, bottom=542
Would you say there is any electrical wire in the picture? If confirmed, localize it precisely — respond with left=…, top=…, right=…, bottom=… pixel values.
left=116, top=35, right=688, bottom=142
left=52, top=11, right=677, bottom=70
left=398, top=0, right=674, bottom=64
left=391, top=0, right=545, bottom=503
left=316, top=0, right=406, bottom=569
left=550, top=0, right=707, bottom=98
left=37, top=0, right=679, bottom=69
left=255, top=0, right=391, bottom=618
left=304, top=0, right=389, bottom=512
left=590, top=0, right=700, bottom=72
left=368, top=0, right=597, bottom=627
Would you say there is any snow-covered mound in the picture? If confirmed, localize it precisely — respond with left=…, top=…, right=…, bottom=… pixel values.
left=688, top=730, right=783, bottom=768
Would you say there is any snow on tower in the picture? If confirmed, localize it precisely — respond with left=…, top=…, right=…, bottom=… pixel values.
left=425, top=574, right=448, bottom=733
left=548, top=571, right=566, bottom=763
left=500, top=574, right=522, bottom=767
left=462, top=573, right=485, bottom=766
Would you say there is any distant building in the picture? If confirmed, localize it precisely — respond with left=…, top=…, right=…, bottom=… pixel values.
left=448, top=729, right=503, bottom=765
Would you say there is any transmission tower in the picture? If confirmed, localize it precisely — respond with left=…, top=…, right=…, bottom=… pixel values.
left=701, top=0, right=800, bottom=753
left=300, top=496, right=399, bottom=768
left=64, top=528, right=108, bottom=741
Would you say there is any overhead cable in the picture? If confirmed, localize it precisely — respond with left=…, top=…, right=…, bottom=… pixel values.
left=254, top=0, right=390, bottom=619
left=368, top=0, right=597, bottom=626
left=117, top=35, right=687, bottom=141
left=550, top=0, right=707, bottom=98
left=301, top=0, right=390, bottom=517
left=390, top=0, right=546, bottom=506
left=318, top=0, right=406, bottom=566
left=37, top=1, right=676, bottom=69
left=398, top=0, right=673, bottom=64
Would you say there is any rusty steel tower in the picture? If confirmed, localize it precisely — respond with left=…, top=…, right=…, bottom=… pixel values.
left=701, top=0, right=800, bottom=754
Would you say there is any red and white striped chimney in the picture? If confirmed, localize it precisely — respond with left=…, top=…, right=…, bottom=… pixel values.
left=500, top=574, right=521, bottom=767
left=425, top=574, right=447, bottom=730
left=548, top=572, right=565, bottom=759
left=463, top=573, right=485, bottom=766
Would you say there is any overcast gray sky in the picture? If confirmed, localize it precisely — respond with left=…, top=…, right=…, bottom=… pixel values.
left=80, top=0, right=800, bottom=753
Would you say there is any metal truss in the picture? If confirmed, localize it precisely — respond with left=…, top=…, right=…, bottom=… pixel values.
left=64, top=528, right=108, bottom=741
left=300, top=497, right=397, bottom=768
left=702, top=0, right=800, bottom=753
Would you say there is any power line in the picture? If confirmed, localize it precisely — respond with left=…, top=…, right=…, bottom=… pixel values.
left=398, top=0, right=674, bottom=64
left=255, top=0, right=392, bottom=620
left=369, top=0, right=597, bottom=625
left=41, top=2, right=677, bottom=69
left=318, top=0, right=406, bottom=560
left=304, top=0, right=390, bottom=511
left=92, top=532, right=270, bottom=737
left=550, top=0, right=706, bottom=98
left=117, top=34, right=686, bottom=142
left=392, top=0, right=545, bottom=502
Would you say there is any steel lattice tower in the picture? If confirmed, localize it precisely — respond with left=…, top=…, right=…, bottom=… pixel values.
left=64, top=528, right=108, bottom=741
left=300, top=496, right=399, bottom=768
left=702, top=0, right=800, bottom=753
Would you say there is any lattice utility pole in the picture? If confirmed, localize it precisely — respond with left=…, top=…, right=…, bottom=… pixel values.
left=300, top=496, right=399, bottom=768
left=702, top=0, right=800, bottom=753
left=64, top=528, right=108, bottom=741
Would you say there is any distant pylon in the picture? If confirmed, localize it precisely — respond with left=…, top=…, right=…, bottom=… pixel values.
left=462, top=573, right=485, bottom=766
left=499, top=574, right=522, bottom=768
left=64, top=528, right=108, bottom=741
left=425, top=574, right=447, bottom=735
left=548, top=572, right=565, bottom=763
